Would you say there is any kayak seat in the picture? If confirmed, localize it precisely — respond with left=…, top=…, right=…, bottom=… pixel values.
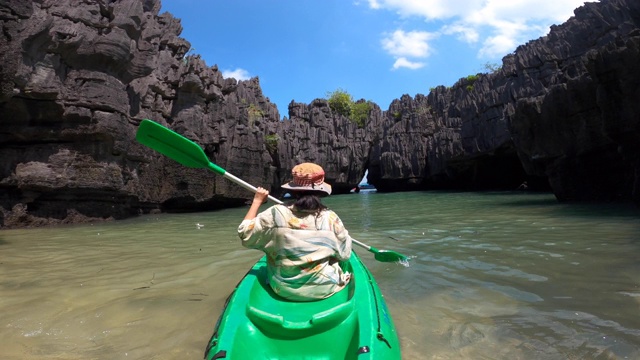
left=245, top=265, right=355, bottom=339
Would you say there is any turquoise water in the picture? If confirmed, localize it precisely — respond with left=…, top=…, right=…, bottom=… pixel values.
left=1, top=191, right=639, bottom=359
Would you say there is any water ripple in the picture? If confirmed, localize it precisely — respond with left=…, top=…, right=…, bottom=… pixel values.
left=1, top=192, right=639, bottom=359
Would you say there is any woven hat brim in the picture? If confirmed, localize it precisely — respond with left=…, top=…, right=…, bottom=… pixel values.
left=281, top=182, right=332, bottom=195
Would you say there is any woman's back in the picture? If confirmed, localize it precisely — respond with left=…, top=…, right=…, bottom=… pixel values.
left=238, top=163, right=353, bottom=300
left=239, top=204, right=352, bottom=300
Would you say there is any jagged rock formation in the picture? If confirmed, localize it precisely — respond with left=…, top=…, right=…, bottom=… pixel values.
left=1, top=0, right=638, bottom=229
left=0, top=0, right=370, bottom=228
left=368, top=0, right=640, bottom=204
left=273, top=100, right=383, bottom=195
left=368, top=91, right=529, bottom=192
left=507, top=0, right=640, bottom=202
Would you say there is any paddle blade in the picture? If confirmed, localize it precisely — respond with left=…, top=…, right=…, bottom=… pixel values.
left=373, top=249, right=409, bottom=263
left=136, top=119, right=222, bottom=173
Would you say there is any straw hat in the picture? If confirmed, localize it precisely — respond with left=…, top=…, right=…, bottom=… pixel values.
left=281, top=163, right=332, bottom=196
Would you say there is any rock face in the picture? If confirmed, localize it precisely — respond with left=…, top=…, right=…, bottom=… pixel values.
left=273, top=100, right=383, bottom=195
left=368, top=0, right=640, bottom=203
left=0, top=0, right=368, bottom=228
left=508, top=0, right=640, bottom=202
left=0, top=0, right=638, bottom=228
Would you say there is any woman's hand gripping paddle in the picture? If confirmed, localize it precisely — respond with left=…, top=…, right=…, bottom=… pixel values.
left=136, top=119, right=409, bottom=263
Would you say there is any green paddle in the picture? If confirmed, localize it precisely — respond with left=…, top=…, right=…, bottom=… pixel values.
left=136, top=119, right=409, bottom=263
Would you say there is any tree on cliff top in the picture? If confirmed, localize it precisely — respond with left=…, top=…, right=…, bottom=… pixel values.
left=326, top=88, right=371, bottom=128
left=327, top=88, right=352, bottom=116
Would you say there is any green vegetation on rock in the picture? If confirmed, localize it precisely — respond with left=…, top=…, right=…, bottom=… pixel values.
left=326, top=88, right=371, bottom=127
left=248, top=103, right=264, bottom=126
left=264, top=133, right=280, bottom=153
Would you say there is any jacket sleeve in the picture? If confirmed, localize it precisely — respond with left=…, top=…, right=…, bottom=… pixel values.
left=327, top=210, right=352, bottom=261
left=238, top=206, right=277, bottom=250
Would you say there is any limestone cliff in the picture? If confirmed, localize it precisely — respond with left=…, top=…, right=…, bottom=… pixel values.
left=0, top=0, right=371, bottom=228
left=369, top=0, right=640, bottom=204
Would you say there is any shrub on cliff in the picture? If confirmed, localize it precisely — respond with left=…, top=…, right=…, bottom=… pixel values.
left=326, top=88, right=371, bottom=127
left=327, top=88, right=353, bottom=117
left=264, top=133, right=280, bottom=154
left=350, top=101, right=371, bottom=127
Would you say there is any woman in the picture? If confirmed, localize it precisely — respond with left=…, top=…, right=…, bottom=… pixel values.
left=238, top=163, right=353, bottom=301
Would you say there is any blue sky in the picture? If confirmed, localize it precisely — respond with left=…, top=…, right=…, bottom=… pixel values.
left=160, top=0, right=596, bottom=115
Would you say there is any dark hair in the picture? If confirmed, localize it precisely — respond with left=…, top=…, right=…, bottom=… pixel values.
left=291, top=192, right=327, bottom=215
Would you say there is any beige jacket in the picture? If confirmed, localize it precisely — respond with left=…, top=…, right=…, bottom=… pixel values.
left=238, top=204, right=352, bottom=300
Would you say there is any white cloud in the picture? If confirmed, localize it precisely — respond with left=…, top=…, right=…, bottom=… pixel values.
left=392, top=57, right=425, bottom=70
left=441, top=24, right=479, bottom=43
left=479, top=35, right=518, bottom=58
left=370, top=0, right=595, bottom=59
left=476, top=19, right=530, bottom=57
left=222, top=68, right=251, bottom=80
left=381, top=30, right=436, bottom=58
left=368, top=0, right=483, bottom=20
left=367, top=0, right=381, bottom=10
left=380, top=30, right=436, bottom=71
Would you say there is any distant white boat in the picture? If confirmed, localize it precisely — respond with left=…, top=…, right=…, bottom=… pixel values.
left=351, top=183, right=376, bottom=193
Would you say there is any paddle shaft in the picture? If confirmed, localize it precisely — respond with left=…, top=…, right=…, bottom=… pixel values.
left=220, top=168, right=282, bottom=204
left=350, top=238, right=370, bottom=250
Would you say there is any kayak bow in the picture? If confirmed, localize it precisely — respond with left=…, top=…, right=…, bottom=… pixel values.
left=204, top=251, right=401, bottom=359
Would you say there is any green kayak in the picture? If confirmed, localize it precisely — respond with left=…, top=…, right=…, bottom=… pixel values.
left=204, top=251, right=401, bottom=359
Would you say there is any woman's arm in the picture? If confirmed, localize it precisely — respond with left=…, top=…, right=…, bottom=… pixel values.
left=238, top=187, right=274, bottom=250
left=244, top=187, right=270, bottom=220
